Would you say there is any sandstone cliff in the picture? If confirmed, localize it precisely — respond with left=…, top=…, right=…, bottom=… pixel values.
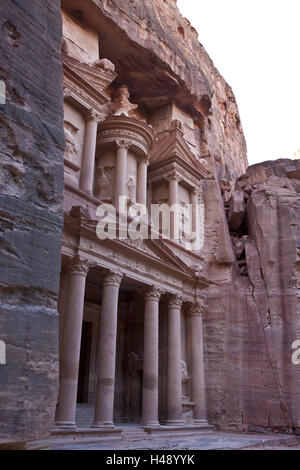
left=0, top=0, right=64, bottom=447
left=205, top=159, right=300, bottom=433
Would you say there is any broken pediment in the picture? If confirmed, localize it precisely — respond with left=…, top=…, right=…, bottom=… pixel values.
left=150, top=120, right=208, bottom=178
left=62, top=54, right=117, bottom=112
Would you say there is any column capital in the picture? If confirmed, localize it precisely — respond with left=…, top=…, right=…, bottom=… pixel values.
left=85, top=108, right=102, bottom=122
left=115, top=139, right=131, bottom=150
left=145, top=286, right=161, bottom=302
left=63, top=87, right=72, bottom=99
left=192, top=186, right=201, bottom=197
left=167, top=294, right=183, bottom=309
left=102, top=271, right=123, bottom=287
left=188, top=302, right=207, bottom=318
left=165, top=170, right=181, bottom=182
left=68, top=256, right=90, bottom=276
left=139, top=157, right=149, bottom=166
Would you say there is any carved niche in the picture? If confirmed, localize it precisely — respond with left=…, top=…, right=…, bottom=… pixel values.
left=64, top=120, right=80, bottom=164
left=95, top=164, right=114, bottom=201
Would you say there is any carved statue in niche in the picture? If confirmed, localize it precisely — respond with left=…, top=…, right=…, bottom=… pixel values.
left=127, top=176, right=136, bottom=203
left=64, top=121, right=79, bottom=163
left=95, top=165, right=114, bottom=200
left=181, top=359, right=191, bottom=385
left=179, top=200, right=193, bottom=242
left=111, top=85, right=138, bottom=117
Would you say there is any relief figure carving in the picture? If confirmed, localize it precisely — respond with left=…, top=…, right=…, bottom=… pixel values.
left=64, top=121, right=80, bottom=163
left=96, top=164, right=114, bottom=200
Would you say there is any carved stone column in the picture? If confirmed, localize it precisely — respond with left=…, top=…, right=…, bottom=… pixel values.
left=166, top=295, right=184, bottom=425
left=142, top=287, right=161, bottom=427
left=191, top=188, right=199, bottom=236
left=189, top=302, right=208, bottom=424
left=166, top=171, right=180, bottom=240
left=57, top=266, right=69, bottom=357
left=80, top=109, right=101, bottom=195
left=137, top=158, right=148, bottom=206
left=93, top=271, right=123, bottom=428
left=55, top=257, right=89, bottom=428
left=114, top=139, right=130, bottom=212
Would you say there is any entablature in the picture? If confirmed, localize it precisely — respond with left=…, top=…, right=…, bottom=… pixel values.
left=97, top=115, right=156, bottom=157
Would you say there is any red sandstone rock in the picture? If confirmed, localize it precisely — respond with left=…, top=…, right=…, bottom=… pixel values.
left=0, top=0, right=64, bottom=447
left=227, top=191, right=245, bottom=231
left=205, top=159, right=300, bottom=434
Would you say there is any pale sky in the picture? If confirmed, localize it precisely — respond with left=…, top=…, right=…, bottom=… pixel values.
left=177, top=0, right=300, bottom=166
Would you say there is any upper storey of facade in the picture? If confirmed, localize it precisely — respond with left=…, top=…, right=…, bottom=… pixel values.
left=61, top=0, right=248, bottom=182
left=61, top=6, right=212, bottom=253
left=60, top=2, right=247, bottom=278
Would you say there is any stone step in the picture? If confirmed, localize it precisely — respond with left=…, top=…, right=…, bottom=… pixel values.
left=121, top=428, right=150, bottom=442
left=144, top=423, right=215, bottom=438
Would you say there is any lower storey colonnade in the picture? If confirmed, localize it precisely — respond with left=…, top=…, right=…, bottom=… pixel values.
left=55, top=256, right=207, bottom=429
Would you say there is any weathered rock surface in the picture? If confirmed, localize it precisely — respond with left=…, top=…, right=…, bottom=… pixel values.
left=0, top=0, right=64, bottom=446
left=205, top=159, right=300, bottom=433
left=227, top=191, right=245, bottom=231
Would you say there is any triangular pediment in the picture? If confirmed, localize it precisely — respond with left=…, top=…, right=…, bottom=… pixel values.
left=66, top=205, right=196, bottom=277
left=119, top=236, right=193, bottom=274
left=150, top=128, right=208, bottom=177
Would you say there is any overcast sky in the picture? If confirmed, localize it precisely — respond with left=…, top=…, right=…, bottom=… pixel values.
left=177, top=0, right=300, bottom=166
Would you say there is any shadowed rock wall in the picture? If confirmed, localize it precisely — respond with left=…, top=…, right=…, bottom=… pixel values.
left=0, top=0, right=64, bottom=447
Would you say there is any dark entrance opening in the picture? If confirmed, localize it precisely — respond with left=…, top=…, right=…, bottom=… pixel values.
left=77, top=321, right=93, bottom=404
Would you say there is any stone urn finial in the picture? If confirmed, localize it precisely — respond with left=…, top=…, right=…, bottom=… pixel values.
left=111, top=85, right=138, bottom=117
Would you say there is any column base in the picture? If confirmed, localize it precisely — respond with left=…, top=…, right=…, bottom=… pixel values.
left=193, top=419, right=208, bottom=425
left=79, top=187, right=93, bottom=196
left=142, top=420, right=160, bottom=428
left=165, top=420, right=185, bottom=427
left=92, top=421, right=114, bottom=429
left=55, top=421, right=77, bottom=430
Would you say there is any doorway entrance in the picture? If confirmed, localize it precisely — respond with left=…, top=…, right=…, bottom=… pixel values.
left=77, top=321, right=93, bottom=404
